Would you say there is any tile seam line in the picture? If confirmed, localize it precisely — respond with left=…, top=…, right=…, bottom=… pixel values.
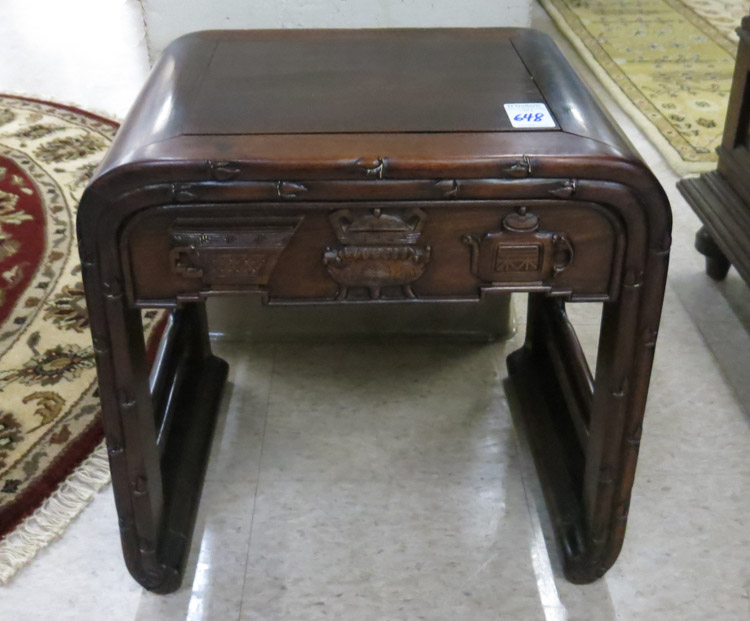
left=236, top=343, right=278, bottom=620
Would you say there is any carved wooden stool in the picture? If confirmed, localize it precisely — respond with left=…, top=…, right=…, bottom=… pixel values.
left=78, top=28, right=671, bottom=592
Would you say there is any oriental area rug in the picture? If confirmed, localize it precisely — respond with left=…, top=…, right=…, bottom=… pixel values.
left=539, top=0, right=745, bottom=173
left=0, top=95, right=163, bottom=583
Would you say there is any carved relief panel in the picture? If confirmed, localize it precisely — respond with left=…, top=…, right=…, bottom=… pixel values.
left=169, top=217, right=302, bottom=287
left=462, top=207, right=574, bottom=284
left=323, top=208, right=431, bottom=300
left=123, top=201, right=617, bottom=304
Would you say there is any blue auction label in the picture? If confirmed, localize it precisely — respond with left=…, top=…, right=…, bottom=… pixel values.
left=504, top=103, right=556, bottom=128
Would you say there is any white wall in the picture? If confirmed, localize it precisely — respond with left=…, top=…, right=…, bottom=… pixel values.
left=142, top=0, right=532, bottom=60
left=0, top=0, right=150, bottom=117
left=0, top=0, right=531, bottom=111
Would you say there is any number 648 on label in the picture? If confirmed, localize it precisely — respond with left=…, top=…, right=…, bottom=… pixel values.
left=515, top=112, right=546, bottom=123
left=504, top=103, right=557, bottom=129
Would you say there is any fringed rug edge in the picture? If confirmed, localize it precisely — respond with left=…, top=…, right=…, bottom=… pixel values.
left=0, top=442, right=111, bottom=584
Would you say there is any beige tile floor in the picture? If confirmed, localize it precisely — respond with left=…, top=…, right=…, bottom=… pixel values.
left=2, top=2, right=750, bottom=620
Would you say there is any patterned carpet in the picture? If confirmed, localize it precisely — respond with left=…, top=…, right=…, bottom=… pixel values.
left=540, top=0, right=745, bottom=173
left=0, top=96, right=162, bottom=583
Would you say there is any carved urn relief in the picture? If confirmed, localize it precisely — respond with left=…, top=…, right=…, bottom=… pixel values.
left=462, top=207, right=574, bottom=283
left=323, top=208, right=431, bottom=300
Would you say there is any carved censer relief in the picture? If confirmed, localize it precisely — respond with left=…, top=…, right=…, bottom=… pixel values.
left=323, top=208, right=431, bottom=300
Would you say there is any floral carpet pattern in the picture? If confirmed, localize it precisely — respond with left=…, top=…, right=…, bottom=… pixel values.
left=539, top=0, right=745, bottom=173
left=0, top=96, right=162, bottom=578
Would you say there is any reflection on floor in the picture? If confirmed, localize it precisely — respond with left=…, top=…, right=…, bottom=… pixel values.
left=1, top=2, right=750, bottom=620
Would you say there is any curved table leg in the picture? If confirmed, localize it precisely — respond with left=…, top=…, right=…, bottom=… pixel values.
left=86, top=279, right=228, bottom=592
left=508, top=245, right=667, bottom=583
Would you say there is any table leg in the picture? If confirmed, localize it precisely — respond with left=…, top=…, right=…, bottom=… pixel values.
left=88, top=290, right=228, bottom=592
left=695, top=225, right=731, bottom=281
left=508, top=260, right=666, bottom=583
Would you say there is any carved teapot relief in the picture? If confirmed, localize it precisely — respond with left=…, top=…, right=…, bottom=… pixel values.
left=462, top=207, right=574, bottom=283
left=323, top=208, right=431, bottom=300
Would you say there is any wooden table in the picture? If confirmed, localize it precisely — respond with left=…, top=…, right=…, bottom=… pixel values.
left=78, top=28, right=671, bottom=592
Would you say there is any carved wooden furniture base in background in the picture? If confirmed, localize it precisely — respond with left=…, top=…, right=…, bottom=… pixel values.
left=78, top=28, right=671, bottom=592
left=678, top=16, right=750, bottom=283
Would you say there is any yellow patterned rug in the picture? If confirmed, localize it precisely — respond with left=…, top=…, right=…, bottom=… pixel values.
left=0, top=95, right=163, bottom=583
left=540, top=0, right=745, bottom=173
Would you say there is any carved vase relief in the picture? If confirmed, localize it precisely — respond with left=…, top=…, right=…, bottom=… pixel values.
left=462, top=207, right=574, bottom=283
left=323, top=208, right=431, bottom=300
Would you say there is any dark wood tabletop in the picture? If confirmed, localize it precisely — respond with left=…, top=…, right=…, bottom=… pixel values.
left=95, top=28, right=642, bottom=185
